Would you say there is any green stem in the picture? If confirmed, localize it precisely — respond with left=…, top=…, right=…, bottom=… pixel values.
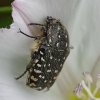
left=0, top=6, right=12, bottom=13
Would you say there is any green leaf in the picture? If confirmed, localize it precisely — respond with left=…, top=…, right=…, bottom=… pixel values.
left=0, top=14, right=13, bottom=28
left=0, top=6, right=12, bottom=13
left=0, top=6, right=12, bottom=28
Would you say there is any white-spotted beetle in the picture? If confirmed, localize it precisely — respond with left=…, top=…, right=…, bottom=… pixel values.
left=15, top=16, right=70, bottom=91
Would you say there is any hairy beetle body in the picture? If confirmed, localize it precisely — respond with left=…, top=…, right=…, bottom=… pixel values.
left=16, top=16, right=70, bottom=91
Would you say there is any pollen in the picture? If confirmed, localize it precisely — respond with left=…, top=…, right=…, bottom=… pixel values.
left=74, top=72, right=100, bottom=100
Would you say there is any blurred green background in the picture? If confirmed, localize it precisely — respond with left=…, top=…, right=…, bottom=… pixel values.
left=0, top=0, right=14, bottom=28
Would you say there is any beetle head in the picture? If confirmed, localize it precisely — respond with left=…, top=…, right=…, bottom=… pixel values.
left=45, top=16, right=54, bottom=24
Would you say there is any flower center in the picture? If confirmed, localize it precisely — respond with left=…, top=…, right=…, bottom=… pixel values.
left=74, top=72, right=100, bottom=100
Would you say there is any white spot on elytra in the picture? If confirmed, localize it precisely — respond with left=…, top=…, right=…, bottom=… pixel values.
left=41, top=57, right=45, bottom=62
left=35, top=59, right=38, bottom=63
left=37, top=64, right=41, bottom=67
left=48, top=50, right=50, bottom=52
left=65, top=35, right=67, bottom=38
left=30, top=83, right=36, bottom=87
left=31, top=76, right=38, bottom=81
left=50, top=56, right=53, bottom=59
left=56, top=43, right=59, bottom=47
left=42, top=76, right=45, bottom=79
left=54, top=77, right=57, bottom=79
left=47, top=44, right=50, bottom=46
left=58, top=35, right=61, bottom=38
left=55, top=70, right=58, bottom=73
left=48, top=64, right=50, bottom=66
left=49, top=38, right=52, bottom=42
left=47, top=69, right=51, bottom=72
left=58, top=59, right=60, bottom=61
left=44, top=64, right=46, bottom=67
left=58, top=27, right=60, bottom=30
left=39, top=75, right=42, bottom=78
left=44, top=80, right=47, bottom=83
left=34, top=69, right=42, bottom=73
left=40, top=51, right=44, bottom=55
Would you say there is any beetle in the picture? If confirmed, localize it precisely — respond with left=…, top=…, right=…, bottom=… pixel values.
left=15, top=16, right=70, bottom=91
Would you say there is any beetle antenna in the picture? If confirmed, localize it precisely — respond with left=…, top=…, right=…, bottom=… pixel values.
left=18, top=29, right=45, bottom=39
left=28, top=23, right=45, bottom=26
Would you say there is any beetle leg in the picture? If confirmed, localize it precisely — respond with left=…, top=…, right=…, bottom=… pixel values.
left=28, top=22, right=47, bottom=36
left=15, top=51, right=40, bottom=80
left=28, top=23, right=45, bottom=26
left=15, top=69, right=28, bottom=80
left=18, top=28, right=46, bottom=39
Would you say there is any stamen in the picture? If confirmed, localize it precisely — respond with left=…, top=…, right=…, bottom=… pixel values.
left=74, top=72, right=100, bottom=100
left=82, top=72, right=93, bottom=90
left=93, top=74, right=100, bottom=96
left=78, top=80, right=100, bottom=100
left=81, top=80, right=94, bottom=99
left=74, top=83, right=86, bottom=99
left=82, top=72, right=93, bottom=83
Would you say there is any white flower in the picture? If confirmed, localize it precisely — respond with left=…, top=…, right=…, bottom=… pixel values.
left=0, top=0, right=100, bottom=100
